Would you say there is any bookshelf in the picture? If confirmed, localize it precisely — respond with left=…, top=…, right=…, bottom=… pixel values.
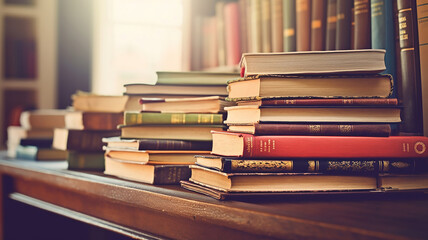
left=0, top=0, right=57, bottom=147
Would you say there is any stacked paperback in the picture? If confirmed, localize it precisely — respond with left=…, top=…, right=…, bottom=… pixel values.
left=102, top=71, right=236, bottom=184
left=182, top=50, right=428, bottom=200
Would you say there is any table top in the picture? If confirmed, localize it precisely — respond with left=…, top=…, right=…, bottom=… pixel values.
left=0, top=153, right=427, bottom=240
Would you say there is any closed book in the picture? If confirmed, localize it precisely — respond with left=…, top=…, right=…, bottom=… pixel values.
left=155, top=71, right=239, bottom=86
left=417, top=0, right=428, bottom=136
left=211, top=131, right=428, bottom=159
left=228, top=123, right=392, bottom=136
left=15, top=145, right=67, bottom=161
left=195, top=155, right=427, bottom=174
left=67, top=151, right=105, bottom=171
left=227, top=75, right=392, bottom=100
left=139, top=96, right=234, bottom=113
left=216, top=1, right=227, bottom=67
left=53, top=129, right=120, bottom=152
left=283, top=0, right=297, bottom=51
left=271, top=0, right=283, bottom=52
left=325, top=0, right=337, bottom=50
left=336, top=0, right=352, bottom=49
left=241, top=98, right=399, bottom=106
left=65, top=111, right=123, bottom=130
left=20, top=138, right=53, bottom=148
left=102, top=136, right=212, bottom=151
left=20, top=109, right=67, bottom=130
left=261, top=0, right=272, bottom=52
left=124, top=83, right=228, bottom=97
left=224, top=2, right=242, bottom=65
left=224, top=105, right=401, bottom=124
left=353, top=0, right=371, bottom=49
left=72, top=94, right=129, bottom=113
left=124, top=112, right=224, bottom=126
left=239, top=0, right=249, bottom=53
left=296, top=0, right=311, bottom=51
left=239, top=49, right=386, bottom=77
left=104, top=156, right=191, bottom=185
left=249, top=0, right=262, bottom=52
left=120, top=125, right=224, bottom=141
left=311, top=0, right=327, bottom=50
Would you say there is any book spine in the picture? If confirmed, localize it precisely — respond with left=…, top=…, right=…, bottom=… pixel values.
left=371, top=0, right=386, bottom=49
left=223, top=159, right=424, bottom=174
left=249, top=0, right=262, bottom=52
left=325, top=0, right=337, bottom=50
left=138, top=139, right=212, bottom=151
left=224, top=2, right=242, bottom=66
left=261, top=0, right=272, bottom=52
left=216, top=1, right=226, bottom=67
left=354, top=0, right=371, bottom=49
left=124, top=112, right=224, bottom=125
left=67, top=152, right=105, bottom=171
left=261, top=98, right=399, bottom=106
left=239, top=0, right=249, bottom=54
left=253, top=123, right=391, bottom=136
left=271, top=0, right=284, bottom=52
left=311, top=0, right=327, bottom=50
left=238, top=134, right=428, bottom=158
left=336, top=0, right=353, bottom=49
left=15, top=145, right=38, bottom=160
left=417, top=0, right=428, bottom=136
left=296, top=0, right=312, bottom=51
left=153, top=166, right=191, bottom=185
left=68, top=130, right=120, bottom=152
left=82, top=112, right=124, bottom=130
left=396, top=0, right=423, bottom=134
left=283, top=0, right=297, bottom=51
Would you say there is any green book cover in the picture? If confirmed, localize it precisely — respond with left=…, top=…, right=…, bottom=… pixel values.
left=283, top=0, right=297, bottom=51
left=124, top=112, right=224, bottom=126
left=67, top=151, right=105, bottom=171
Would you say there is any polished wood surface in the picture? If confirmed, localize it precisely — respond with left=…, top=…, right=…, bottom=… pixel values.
left=0, top=153, right=427, bottom=240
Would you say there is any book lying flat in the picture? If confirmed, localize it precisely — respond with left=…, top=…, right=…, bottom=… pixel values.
left=156, top=71, right=239, bottom=85
left=224, top=105, right=401, bottom=124
left=104, top=156, right=191, bottom=185
left=227, top=75, right=392, bottom=100
left=53, top=129, right=120, bottom=152
left=20, top=109, right=68, bottom=130
left=65, top=111, right=123, bottom=130
left=239, top=49, right=386, bottom=77
left=102, top=137, right=212, bottom=151
left=72, top=93, right=129, bottom=113
left=120, top=125, right=224, bottom=141
left=236, top=98, right=399, bottom=106
left=139, top=96, right=234, bottom=113
left=124, top=111, right=224, bottom=126
left=124, top=84, right=228, bottom=96
left=67, top=151, right=105, bottom=171
left=15, top=145, right=67, bottom=161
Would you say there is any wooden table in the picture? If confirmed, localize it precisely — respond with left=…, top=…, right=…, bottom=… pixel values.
left=0, top=153, right=427, bottom=240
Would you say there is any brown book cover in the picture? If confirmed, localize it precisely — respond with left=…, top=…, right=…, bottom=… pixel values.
left=296, top=0, right=312, bottom=51
left=325, top=0, right=337, bottom=50
left=353, top=0, right=371, bottom=49
left=271, top=0, right=284, bottom=52
left=417, top=0, right=428, bottom=136
left=260, top=98, right=398, bottom=106
left=311, top=0, right=327, bottom=50
left=65, top=112, right=123, bottom=131
left=53, top=129, right=120, bottom=152
left=261, top=0, right=272, bottom=52
left=102, top=136, right=212, bottom=151
left=336, top=0, right=352, bottom=49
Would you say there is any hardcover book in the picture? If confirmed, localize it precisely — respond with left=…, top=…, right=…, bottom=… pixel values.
left=124, top=83, right=228, bottom=96
left=72, top=93, right=129, bottom=113
left=67, top=151, right=105, bottom=171
left=237, top=98, right=398, bottom=106
left=325, top=0, right=337, bottom=50
left=65, top=111, right=123, bottom=130
left=335, top=0, right=353, bottom=50
left=283, top=0, right=296, bottom=51
left=296, top=0, right=311, bottom=51
left=15, top=145, right=67, bottom=161
left=311, top=0, right=327, bottom=51
left=139, top=96, right=234, bottom=113
left=102, top=137, right=212, bottom=151
left=53, top=128, right=120, bottom=152
left=120, top=125, right=224, bottom=141
left=353, top=0, right=371, bottom=49
left=123, top=112, right=224, bottom=126
left=155, top=71, right=239, bottom=86
left=20, top=109, right=67, bottom=130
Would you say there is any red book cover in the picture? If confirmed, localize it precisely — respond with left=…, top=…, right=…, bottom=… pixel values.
left=261, top=98, right=398, bottom=106
left=224, top=2, right=242, bottom=66
left=211, top=131, right=428, bottom=159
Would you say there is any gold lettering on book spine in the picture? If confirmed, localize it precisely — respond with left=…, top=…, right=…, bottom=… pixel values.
left=414, top=142, right=426, bottom=154
left=327, top=161, right=376, bottom=172
left=308, top=161, right=315, bottom=172
left=391, top=161, right=410, bottom=169
left=339, top=125, right=353, bottom=134
left=309, top=125, right=321, bottom=133
left=231, top=160, right=293, bottom=172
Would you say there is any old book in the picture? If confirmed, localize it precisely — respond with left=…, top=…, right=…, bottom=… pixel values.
left=227, top=75, right=392, bottom=100
left=224, top=105, right=400, bottom=124
left=271, top=0, right=283, bottom=52
left=120, top=125, right=224, bottom=141
left=195, top=155, right=427, bottom=174
left=67, top=151, right=105, bottom=171
left=396, top=0, right=423, bottom=134
left=102, top=137, right=212, bottom=151
left=7, top=126, right=55, bottom=158
left=72, top=94, right=128, bottom=113
left=336, top=0, right=353, bottom=49
left=239, top=0, right=249, bottom=53
left=139, top=96, right=234, bottom=113
left=237, top=98, right=399, bottom=106
left=311, top=0, right=327, bottom=50
left=20, top=109, right=67, bottom=130
left=125, top=94, right=209, bottom=111
left=104, top=147, right=208, bottom=165
left=283, top=0, right=297, bottom=51
left=239, top=49, right=386, bottom=77
left=249, top=0, right=262, bottom=52
left=155, top=71, right=239, bottom=86
left=123, top=112, right=224, bottom=126
left=211, top=131, right=428, bottom=158
left=417, top=0, right=428, bottom=136
left=216, top=1, right=226, bottom=67
left=227, top=123, right=392, bottom=136
left=124, top=83, right=228, bottom=96
left=104, top=156, right=191, bottom=184
left=53, top=128, right=120, bottom=152
left=20, top=138, right=53, bottom=148
left=325, top=0, right=337, bottom=50
left=224, top=2, right=242, bottom=65
left=296, top=0, right=311, bottom=51
left=353, top=0, right=371, bottom=49
left=15, top=145, right=67, bottom=161
left=261, top=0, right=272, bottom=52
left=65, top=111, right=123, bottom=130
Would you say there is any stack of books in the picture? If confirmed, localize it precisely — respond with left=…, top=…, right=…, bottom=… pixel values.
left=182, top=49, right=428, bottom=200
left=7, top=109, right=68, bottom=161
left=103, top=72, right=236, bottom=184
left=52, top=93, right=123, bottom=170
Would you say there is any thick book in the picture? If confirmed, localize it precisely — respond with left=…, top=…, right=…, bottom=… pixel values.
left=104, top=156, right=191, bottom=185
left=311, top=0, right=327, bottom=51
left=224, top=2, right=242, bottom=65
left=65, top=111, right=123, bottom=130
left=211, top=131, right=428, bottom=159
left=20, top=109, right=67, bottom=130
left=227, top=123, right=392, bottom=136
left=195, top=155, right=427, bottom=174
left=335, top=0, right=353, bottom=49
left=15, top=145, right=67, bottom=161
left=325, top=0, right=337, bottom=50
left=353, top=0, right=371, bottom=49
left=239, top=49, right=386, bottom=77
left=271, top=0, right=283, bottom=52
left=123, top=112, right=224, bottom=126
left=227, top=74, right=392, bottom=100
left=67, top=151, right=105, bottom=171
left=104, top=146, right=208, bottom=165
left=237, top=98, right=399, bottom=106
left=296, top=0, right=312, bottom=51
left=417, top=0, right=428, bottom=136
left=139, top=96, right=234, bottom=113
left=155, top=71, right=239, bottom=86
left=53, top=129, right=120, bottom=152
left=283, top=0, right=297, bottom=51
left=124, top=83, right=228, bottom=96
left=71, top=93, right=129, bottom=113
left=120, top=125, right=224, bottom=141
left=224, top=105, right=401, bottom=124
left=102, top=137, right=212, bottom=151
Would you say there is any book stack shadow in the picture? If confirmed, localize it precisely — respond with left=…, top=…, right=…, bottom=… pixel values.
left=102, top=71, right=237, bottom=184
left=181, top=50, right=428, bottom=200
